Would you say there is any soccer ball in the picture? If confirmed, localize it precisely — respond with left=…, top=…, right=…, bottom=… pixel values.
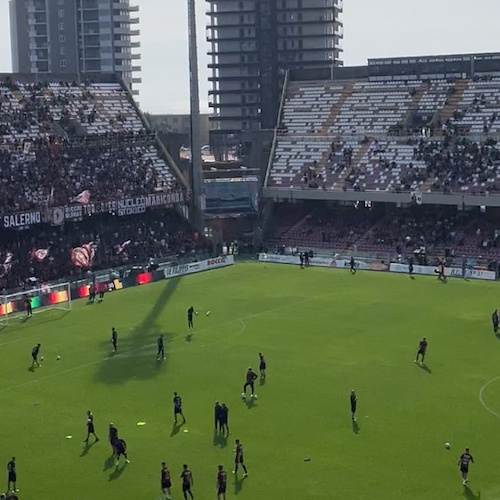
left=445, top=442, right=451, bottom=449
left=252, top=394, right=258, bottom=400
left=56, top=355, right=61, bottom=361
left=206, top=311, right=211, bottom=316
left=241, top=392, right=246, bottom=400
left=40, top=356, right=44, bottom=361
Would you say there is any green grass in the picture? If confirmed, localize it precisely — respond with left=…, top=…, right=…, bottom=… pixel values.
left=1, top=262, right=499, bottom=500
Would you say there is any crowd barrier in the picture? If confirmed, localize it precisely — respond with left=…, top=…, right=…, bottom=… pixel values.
left=71, top=256, right=235, bottom=300
left=258, top=253, right=496, bottom=281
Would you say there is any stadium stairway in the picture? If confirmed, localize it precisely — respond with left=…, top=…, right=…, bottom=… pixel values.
left=321, top=81, right=356, bottom=134
left=439, top=79, right=469, bottom=124
left=333, top=140, right=372, bottom=191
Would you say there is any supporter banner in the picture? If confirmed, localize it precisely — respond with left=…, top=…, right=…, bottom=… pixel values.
left=5, top=193, right=185, bottom=229
left=83, top=193, right=184, bottom=218
left=258, top=254, right=388, bottom=272
left=162, top=255, right=235, bottom=280
left=3, top=211, right=41, bottom=229
left=389, top=263, right=496, bottom=281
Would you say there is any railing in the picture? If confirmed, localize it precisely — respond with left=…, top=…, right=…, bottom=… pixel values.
left=264, top=70, right=290, bottom=189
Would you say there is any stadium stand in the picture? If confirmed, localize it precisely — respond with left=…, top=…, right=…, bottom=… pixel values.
left=0, top=76, right=192, bottom=291
left=268, top=76, right=500, bottom=195
left=269, top=204, right=500, bottom=262
left=0, top=79, right=184, bottom=212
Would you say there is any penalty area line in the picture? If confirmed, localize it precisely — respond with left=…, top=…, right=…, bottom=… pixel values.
left=478, top=375, right=500, bottom=420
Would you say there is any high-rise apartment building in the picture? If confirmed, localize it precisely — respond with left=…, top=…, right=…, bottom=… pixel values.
left=9, top=0, right=141, bottom=90
left=207, top=0, right=343, bottom=142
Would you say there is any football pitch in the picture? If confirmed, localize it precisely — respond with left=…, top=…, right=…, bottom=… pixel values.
left=1, top=262, right=499, bottom=500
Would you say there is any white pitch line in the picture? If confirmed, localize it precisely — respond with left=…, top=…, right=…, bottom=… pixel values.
left=478, top=375, right=500, bottom=420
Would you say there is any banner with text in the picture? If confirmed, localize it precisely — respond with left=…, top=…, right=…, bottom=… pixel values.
left=163, top=255, right=235, bottom=280
left=2, top=192, right=185, bottom=229
left=389, top=263, right=496, bottom=281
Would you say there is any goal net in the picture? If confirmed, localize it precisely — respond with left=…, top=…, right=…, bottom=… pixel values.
left=0, top=282, right=71, bottom=326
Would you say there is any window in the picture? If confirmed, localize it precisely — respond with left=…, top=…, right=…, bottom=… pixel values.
left=58, top=22, right=65, bottom=30
left=60, top=59, right=67, bottom=68
left=58, top=9, right=65, bottom=18
left=58, top=0, right=65, bottom=4
left=59, top=34, right=66, bottom=43
left=60, top=46, right=66, bottom=55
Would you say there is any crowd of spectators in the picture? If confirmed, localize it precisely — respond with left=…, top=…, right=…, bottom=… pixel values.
left=0, top=210, right=206, bottom=292
left=0, top=78, right=183, bottom=213
left=415, top=137, right=500, bottom=194
left=270, top=204, right=500, bottom=263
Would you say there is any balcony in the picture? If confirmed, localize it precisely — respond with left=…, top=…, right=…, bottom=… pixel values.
left=114, top=27, right=140, bottom=36
left=113, top=15, right=139, bottom=23
left=113, top=3, right=139, bottom=12
left=132, top=77, right=142, bottom=84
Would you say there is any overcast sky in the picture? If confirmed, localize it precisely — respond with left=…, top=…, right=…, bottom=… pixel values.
left=0, top=0, right=498, bottom=114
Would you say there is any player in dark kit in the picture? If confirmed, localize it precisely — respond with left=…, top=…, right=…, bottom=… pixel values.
left=173, top=392, right=186, bottom=424
left=7, top=457, right=16, bottom=493
left=220, top=404, right=229, bottom=435
left=88, top=283, right=96, bottom=303
left=408, top=256, right=414, bottom=276
left=299, top=253, right=304, bottom=269
left=242, top=367, right=258, bottom=399
left=350, top=256, right=357, bottom=274
left=414, top=337, right=428, bottom=364
left=114, top=438, right=130, bottom=466
left=233, top=439, right=248, bottom=476
left=458, top=448, right=474, bottom=485
left=24, top=296, right=33, bottom=317
left=259, top=353, right=266, bottom=379
left=109, top=423, right=119, bottom=455
left=98, top=284, right=105, bottom=302
left=217, top=465, right=227, bottom=500
left=435, top=261, right=446, bottom=281
left=161, top=462, right=172, bottom=499
left=157, top=334, right=165, bottom=360
left=350, top=390, right=358, bottom=421
left=84, top=410, right=99, bottom=443
left=110, top=328, right=118, bottom=352
left=493, top=310, right=499, bottom=334
left=180, top=464, right=194, bottom=500
left=31, top=343, right=41, bottom=368
left=214, top=401, right=222, bottom=432
left=187, top=306, right=195, bottom=329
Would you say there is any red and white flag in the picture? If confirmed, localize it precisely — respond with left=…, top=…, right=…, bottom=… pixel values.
left=73, top=190, right=91, bottom=205
left=71, top=242, right=96, bottom=269
left=116, top=240, right=132, bottom=255
left=31, top=248, right=49, bottom=263
left=0, top=252, right=13, bottom=277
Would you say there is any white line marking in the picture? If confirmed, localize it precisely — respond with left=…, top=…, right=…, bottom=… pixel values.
left=479, top=375, right=500, bottom=419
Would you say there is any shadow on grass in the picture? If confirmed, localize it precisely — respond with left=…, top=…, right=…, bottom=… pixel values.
left=103, top=454, right=115, bottom=471
left=170, top=421, right=185, bottom=437
left=234, top=474, right=247, bottom=495
left=185, top=333, right=194, bottom=343
left=244, top=398, right=257, bottom=410
left=109, top=461, right=128, bottom=481
left=351, top=420, right=360, bottom=434
left=409, top=276, right=415, bottom=280
left=259, top=377, right=266, bottom=387
left=463, top=485, right=481, bottom=500
left=213, top=430, right=228, bottom=448
left=418, top=363, right=432, bottom=374
left=80, top=440, right=97, bottom=457
left=94, top=277, right=182, bottom=384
